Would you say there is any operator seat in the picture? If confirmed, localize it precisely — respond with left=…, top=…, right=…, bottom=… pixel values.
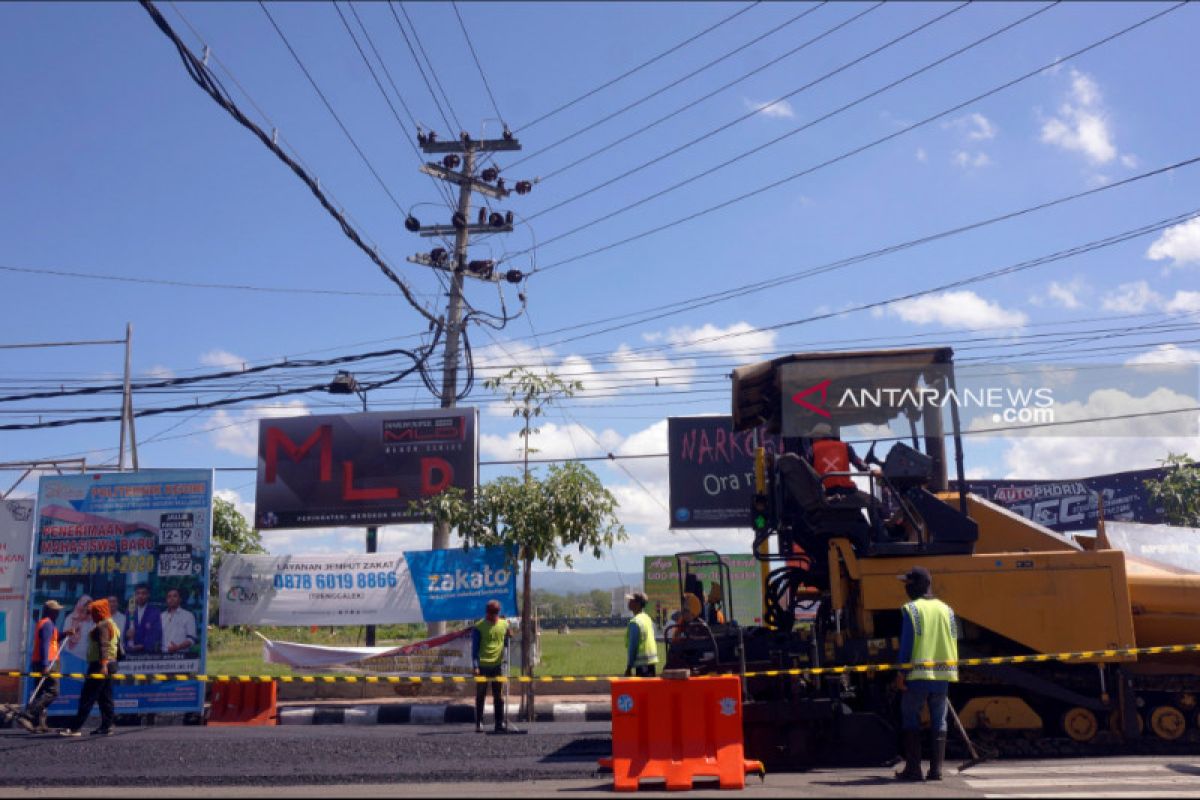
left=776, top=452, right=873, bottom=552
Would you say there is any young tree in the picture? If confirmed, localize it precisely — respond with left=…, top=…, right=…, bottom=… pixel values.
left=418, top=464, right=625, bottom=718
left=1144, top=453, right=1200, bottom=527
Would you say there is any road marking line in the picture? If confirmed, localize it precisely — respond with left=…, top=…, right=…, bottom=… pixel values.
left=969, top=775, right=1200, bottom=789
left=985, top=793, right=1200, bottom=799
left=967, top=763, right=1176, bottom=776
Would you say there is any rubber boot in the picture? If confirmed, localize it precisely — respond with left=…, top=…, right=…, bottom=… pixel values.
left=492, top=684, right=505, bottom=733
left=474, top=687, right=485, bottom=733
left=35, top=709, right=49, bottom=734
left=895, top=730, right=924, bottom=781
left=926, top=732, right=946, bottom=781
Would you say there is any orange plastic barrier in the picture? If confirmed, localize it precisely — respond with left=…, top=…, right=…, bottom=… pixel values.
left=599, top=675, right=764, bottom=791
left=207, top=680, right=277, bottom=726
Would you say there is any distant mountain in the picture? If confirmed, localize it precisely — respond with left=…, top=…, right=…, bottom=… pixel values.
left=532, top=570, right=639, bottom=594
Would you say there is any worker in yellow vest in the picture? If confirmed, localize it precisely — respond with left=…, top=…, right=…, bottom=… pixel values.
left=472, top=599, right=511, bottom=733
left=624, top=592, right=658, bottom=677
left=894, top=566, right=958, bottom=782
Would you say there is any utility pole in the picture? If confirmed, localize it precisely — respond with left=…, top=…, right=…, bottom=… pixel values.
left=117, top=322, right=139, bottom=471
left=410, top=129, right=527, bottom=635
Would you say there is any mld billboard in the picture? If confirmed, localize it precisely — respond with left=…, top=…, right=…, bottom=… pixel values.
left=255, top=409, right=478, bottom=530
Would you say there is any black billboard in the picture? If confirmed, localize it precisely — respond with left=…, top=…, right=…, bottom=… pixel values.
left=967, top=467, right=1168, bottom=533
left=668, top=416, right=785, bottom=529
left=254, top=409, right=478, bottom=530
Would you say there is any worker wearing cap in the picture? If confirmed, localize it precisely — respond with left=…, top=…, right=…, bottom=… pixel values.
left=624, top=592, right=658, bottom=677
left=894, top=566, right=958, bottom=782
left=472, top=599, right=510, bottom=733
left=5, top=600, right=64, bottom=733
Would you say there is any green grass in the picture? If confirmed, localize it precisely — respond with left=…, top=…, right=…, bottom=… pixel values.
left=203, top=625, right=627, bottom=678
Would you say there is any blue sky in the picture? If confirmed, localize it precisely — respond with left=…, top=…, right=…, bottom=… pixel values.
left=2, top=2, right=1198, bottom=574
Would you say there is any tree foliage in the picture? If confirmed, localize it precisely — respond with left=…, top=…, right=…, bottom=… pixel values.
left=1144, top=453, right=1200, bottom=527
left=209, top=496, right=265, bottom=624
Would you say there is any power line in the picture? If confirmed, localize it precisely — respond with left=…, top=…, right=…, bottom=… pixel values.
left=515, top=2, right=761, bottom=132
left=506, top=0, right=833, bottom=171
left=386, top=1, right=456, bottom=136
left=257, top=1, right=410, bottom=219
left=451, top=1, right=505, bottom=127
left=526, top=1, right=1182, bottom=275
left=139, top=0, right=439, bottom=326
left=394, top=1, right=464, bottom=133
left=524, top=154, right=1200, bottom=349
left=0, top=262, right=390, bottom=297
left=518, top=1, right=1033, bottom=246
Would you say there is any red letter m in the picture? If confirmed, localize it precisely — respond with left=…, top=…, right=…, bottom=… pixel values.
left=264, top=425, right=333, bottom=484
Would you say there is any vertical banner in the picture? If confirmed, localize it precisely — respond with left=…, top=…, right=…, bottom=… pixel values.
left=1, top=500, right=35, bottom=673
left=28, top=470, right=213, bottom=715
left=668, top=416, right=786, bottom=529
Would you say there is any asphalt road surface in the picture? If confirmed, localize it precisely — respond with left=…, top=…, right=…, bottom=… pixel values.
left=3, top=724, right=1200, bottom=798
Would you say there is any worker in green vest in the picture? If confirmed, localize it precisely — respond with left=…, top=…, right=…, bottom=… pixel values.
left=472, top=599, right=511, bottom=733
left=894, top=566, right=958, bottom=782
left=624, top=591, right=658, bottom=677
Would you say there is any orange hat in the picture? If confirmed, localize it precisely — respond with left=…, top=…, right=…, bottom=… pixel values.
left=88, top=598, right=112, bottom=620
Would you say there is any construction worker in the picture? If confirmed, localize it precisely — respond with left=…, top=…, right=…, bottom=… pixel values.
left=4, top=600, right=63, bottom=733
left=58, top=598, right=122, bottom=737
left=472, top=599, right=510, bottom=734
left=809, top=422, right=874, bottom=498
left=624, top=591, right=658, bottom=677
left=894, top=566, right=958, bottom=782
left=704, top=584, right=726, bottom=625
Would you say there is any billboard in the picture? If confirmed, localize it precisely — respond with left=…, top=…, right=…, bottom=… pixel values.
left=255, top=408, right=478, bottom=530
left=219, top=545, right=516, bottom=626
left=643, top=554, right=763, bottom=627
left=28, top=470, right=213, bottom=715
left=1, top=499, right=35, bottom=673
left=968, top=467, right=1167, bottom=533
left=1104, top=522, right=1200, bottom=573
left=668, top=416, right=786, bottom=529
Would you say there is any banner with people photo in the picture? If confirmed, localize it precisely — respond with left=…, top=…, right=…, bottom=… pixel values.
left=1, top=499, right=35, bottom=673
left=219, top=545, right=517, bottom=626
left=26, top=470, right=213, bottom=715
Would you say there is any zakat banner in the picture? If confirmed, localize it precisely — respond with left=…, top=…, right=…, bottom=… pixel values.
left=1, top=499, right=35, bottom=672
left=28, top=470, right=213, bottom=715
left=967, top=468, right=1167, bottom=532
left=219, top=545, right=516, bottom=626
left=254, top=408, right=478, bottom=530
left=668, top=417, right=785, bottom=529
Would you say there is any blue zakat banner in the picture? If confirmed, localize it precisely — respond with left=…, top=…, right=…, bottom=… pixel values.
left=404, top=545, right=516, bottom=622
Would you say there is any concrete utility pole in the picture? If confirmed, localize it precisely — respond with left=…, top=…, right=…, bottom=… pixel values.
left=411, top=130, right=523, bottom=634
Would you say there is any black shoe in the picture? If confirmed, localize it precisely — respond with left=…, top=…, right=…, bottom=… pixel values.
left=926, top=732, right=947, bottom=781
left=13, top=714, right=36, bottom=733
left=895, top=730, right=924, bottom=782
left=90, top=727, right=115, bottom=737
left=475, top=722, right=483, bottom=733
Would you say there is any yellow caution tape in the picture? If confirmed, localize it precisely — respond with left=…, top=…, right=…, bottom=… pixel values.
left=7, top=642, right=1199, bottom=684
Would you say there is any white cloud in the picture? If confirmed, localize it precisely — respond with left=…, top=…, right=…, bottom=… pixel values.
left=479, top=420, right=623, bottom=463
left=209, top=400, right=311, bottom=458
left=1126, top=344, right=1200, bottom=366
left=915, top=147, right=928, bottom=163
left=987, top=386, right=1200, bottom=478
left=887, top=290, right=1028, bottom=330
left=144, top=365, right=175, bottom=380
left=743, top=97, right=795, bottom=119
left=1039, top=68, right=1124, bottom=165
left=659, top=322, right=779, bottom=360
left=1165, top=290, right=1200, bottom=313
left=200, top=349, right=247, bottom=371
left=955, top=112, right=996, bottom=141
left=1100, top=281, right=1162, bottom=313
left=952, top=150, right=992, bottom=169
left=1030, top=278, right=1085, bottom=309
left=1146, top=217, right=1200, bottom=270
left=1120, top=154, right=1139, bottom=169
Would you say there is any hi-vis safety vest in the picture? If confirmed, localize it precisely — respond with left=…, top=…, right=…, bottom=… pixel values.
left=33, top=617, right=59, bottom=666
left=475, top=618, right=508, bottom=667
left=812, top=440, right=855, bottom=490
left=904, top=598, right=959, bottom=682
left=627, top=611, right=658, bottom=667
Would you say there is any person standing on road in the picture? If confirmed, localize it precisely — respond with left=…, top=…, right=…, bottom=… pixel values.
left=59, top=599, right=122, bottom=738
left=894, top=566, right=958, bottom=782
left=5, top=600, right=64, bottom=733
left=624, top=592, right=658, bottom=677
left=472, top=599, right=510, bottom=734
